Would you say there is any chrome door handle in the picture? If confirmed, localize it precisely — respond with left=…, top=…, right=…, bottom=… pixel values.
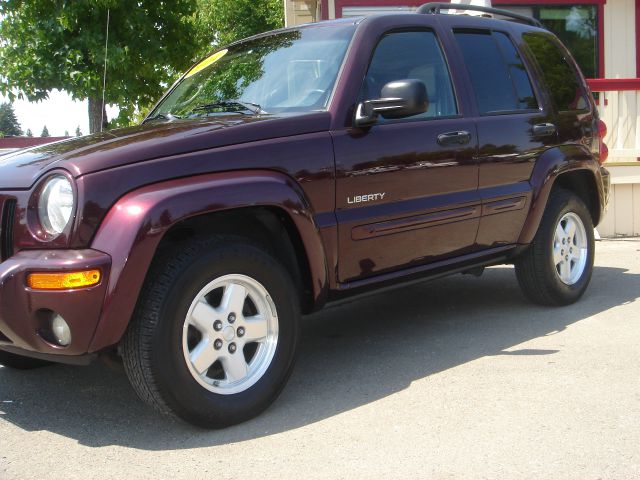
left=437, top=130, right=471, bottom=146
left=532, top=123, right=557, bottom=136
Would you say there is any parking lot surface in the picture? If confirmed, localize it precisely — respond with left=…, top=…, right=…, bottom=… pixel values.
left=1, top=239, right=639, bottom=480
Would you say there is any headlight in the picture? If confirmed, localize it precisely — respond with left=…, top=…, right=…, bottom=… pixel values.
left=38, top=175, right=75, bottom=236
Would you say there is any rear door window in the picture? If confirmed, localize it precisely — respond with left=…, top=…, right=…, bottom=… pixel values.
left=454, top=30, right=538, bottom=115
left=523, top=32, right=589, bottom=112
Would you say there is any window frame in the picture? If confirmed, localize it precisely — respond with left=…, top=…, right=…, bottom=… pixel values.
left=453, top=28, right=543, bottom=117
left=357, top=27, right=462, bottom=125
left=493, top=0, right=604, bottom=79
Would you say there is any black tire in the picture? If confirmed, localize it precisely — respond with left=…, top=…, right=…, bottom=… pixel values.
left=0, top=350, right=53, bottom=370
left=515, top=188, right=595, bottom=306
left=121, top=235, right=300, bottom=428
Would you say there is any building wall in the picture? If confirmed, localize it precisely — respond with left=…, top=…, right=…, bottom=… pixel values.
left=284, top=0, right=320, bottom=26
left=597, top=0, right=640, bottom=237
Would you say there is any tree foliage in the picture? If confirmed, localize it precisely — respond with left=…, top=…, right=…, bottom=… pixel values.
left=0, top=103, right=22, bottom=136
left=0, top=0, right=284, bottom=133
left=0, top=1, right=200, bottom=132
left=195, top=0, right=284, bottom=55
left=40, top=125, right=50, bottom=137
left=26, top=128, right=33, bottom=137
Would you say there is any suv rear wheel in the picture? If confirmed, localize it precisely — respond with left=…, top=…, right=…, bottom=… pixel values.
left=515, top=188, right=595, bottom=306
left=122, top=235, right=300, bottom=428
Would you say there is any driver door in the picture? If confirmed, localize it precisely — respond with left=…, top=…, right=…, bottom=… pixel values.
left=332, top=29, right=480, bottom=283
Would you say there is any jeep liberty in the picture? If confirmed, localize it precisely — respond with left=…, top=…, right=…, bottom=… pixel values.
left=0, top=3, right=610, bottom=428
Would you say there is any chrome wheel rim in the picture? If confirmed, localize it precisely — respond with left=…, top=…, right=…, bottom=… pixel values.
left=553, top=212, right=588, bottom=285
left=182, top=274, right=278, bottom=395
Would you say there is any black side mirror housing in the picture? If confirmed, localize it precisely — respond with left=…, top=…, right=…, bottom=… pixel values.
left=354, top=79, right=429, bottom=127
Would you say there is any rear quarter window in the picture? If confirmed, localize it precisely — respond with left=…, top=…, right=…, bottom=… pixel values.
left=523, top=32, right=589, bottom=112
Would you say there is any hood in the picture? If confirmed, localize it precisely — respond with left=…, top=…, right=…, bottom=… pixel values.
left=0, top=111, right=331, bottom=189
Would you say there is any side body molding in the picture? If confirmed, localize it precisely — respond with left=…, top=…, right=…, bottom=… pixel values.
left=518, top=144, right=606, bottom=244
left=88, top=170, right=329, bottom=352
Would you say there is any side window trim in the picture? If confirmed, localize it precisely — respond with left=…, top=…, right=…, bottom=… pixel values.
left=492, top=30, right=543, bottom=114
left=357, top=28, right=461, bottom=125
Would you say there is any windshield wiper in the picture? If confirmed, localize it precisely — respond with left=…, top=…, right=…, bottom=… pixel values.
left=190, top=99, right=265, bottom=115
left=143, top=112, right=182, bottom=124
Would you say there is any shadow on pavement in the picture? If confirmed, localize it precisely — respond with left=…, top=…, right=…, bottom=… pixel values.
left=1, top=264, right=638, bottom=450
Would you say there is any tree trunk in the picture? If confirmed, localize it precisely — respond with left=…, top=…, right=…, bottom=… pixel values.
left=88, top=97, right=108, bottom=134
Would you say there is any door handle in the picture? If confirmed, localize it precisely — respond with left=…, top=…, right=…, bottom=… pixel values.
left=532, top=123, right=557, bottom=136
left=437, top=130, right=471, bottom=146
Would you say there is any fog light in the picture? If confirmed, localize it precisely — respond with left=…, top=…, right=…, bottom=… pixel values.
left=51, top=315, right=71, bottom=346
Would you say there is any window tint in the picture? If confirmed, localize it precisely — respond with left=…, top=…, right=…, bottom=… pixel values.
left=501, top=5, right=598, bottom=78
left=362, top=31, right=457, bottom=120
left=523, top=32, right=588, bottom=111
left=455, top=30, right=537, bottom=115
left=493, top=32, right=537, bottom=110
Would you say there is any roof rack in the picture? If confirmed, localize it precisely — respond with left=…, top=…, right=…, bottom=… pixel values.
left=416, top=2, right=544, bottom=28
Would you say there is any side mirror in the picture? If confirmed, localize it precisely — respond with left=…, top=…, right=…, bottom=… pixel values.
left=354, top=79, right=429, bottom=127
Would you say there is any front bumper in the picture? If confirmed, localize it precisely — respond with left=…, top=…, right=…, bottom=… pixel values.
left=0, top=249, right=111, bottom=356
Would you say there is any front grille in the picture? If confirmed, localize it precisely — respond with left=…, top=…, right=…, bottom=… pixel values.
left=0, top=198, right=16, bottom=261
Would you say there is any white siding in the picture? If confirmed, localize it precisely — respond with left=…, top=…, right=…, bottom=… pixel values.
left=597, top=0, right=640, bottom=237
left=284, top=0, right=319, bottom=26
left=604, top=0, right=636, bottom=78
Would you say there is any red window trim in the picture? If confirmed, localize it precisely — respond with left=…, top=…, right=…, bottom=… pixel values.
left=328, top=0, right=607, bottom=78
left=587, top=78, right=640, bottom=91
left=637, top=0, right=640, bottom=77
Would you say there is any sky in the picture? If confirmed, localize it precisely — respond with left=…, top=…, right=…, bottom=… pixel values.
left=2, top=90, right=119, bottom=137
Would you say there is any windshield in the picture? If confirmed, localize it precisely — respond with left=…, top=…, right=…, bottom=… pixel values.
left=149, top=25, right=355, bottom=120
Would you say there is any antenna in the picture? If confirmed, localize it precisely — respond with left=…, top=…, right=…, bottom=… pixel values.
left=100, top=9, right=110, bottom=132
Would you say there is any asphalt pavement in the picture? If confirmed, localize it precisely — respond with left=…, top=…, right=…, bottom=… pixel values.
left=1, top=239, right=639, bottom=480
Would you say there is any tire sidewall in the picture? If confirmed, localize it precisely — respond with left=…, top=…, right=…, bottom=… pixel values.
left=542, top=193, right=595, bottom=304
left=150, top=243, right=299, bottom=426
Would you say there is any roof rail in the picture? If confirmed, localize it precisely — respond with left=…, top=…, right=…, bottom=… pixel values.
left=416, top=2, right=544, bottom=28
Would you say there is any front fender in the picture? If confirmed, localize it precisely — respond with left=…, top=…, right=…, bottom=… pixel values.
left=518, top=144, right=604, bottom=244
left=88, top=170, right=328, bottom=352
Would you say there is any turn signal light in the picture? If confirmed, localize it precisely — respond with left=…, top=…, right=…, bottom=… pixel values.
left=597, top=119, right=608, bottom=165
left=27, top=270, right=101, bottom=290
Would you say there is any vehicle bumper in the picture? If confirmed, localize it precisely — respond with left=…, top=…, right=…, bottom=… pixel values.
left=0, top=249, right=111, bottom=357
left=600, top=165, right=611, bottom=213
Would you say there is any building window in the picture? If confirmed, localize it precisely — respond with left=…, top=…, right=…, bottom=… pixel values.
left=500, top=5, right=599, bottom=78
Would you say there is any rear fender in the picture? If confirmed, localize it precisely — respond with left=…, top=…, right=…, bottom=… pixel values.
left=88, top=170, right=328, bottom=352
left=518, top=144, right=604, bottom=244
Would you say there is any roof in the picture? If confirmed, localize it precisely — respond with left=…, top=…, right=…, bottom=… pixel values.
left=0, top=137, right=70, bottom=149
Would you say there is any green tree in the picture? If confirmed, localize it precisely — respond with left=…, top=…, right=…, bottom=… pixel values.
left=26, top=128, right=33, bottom=137
left=0, top=103, right=23, bottom=136
left=0, top=1, right=200, bottom=133
left=41, top=125, right=50, bottom=137
left=195, top=0, right=284, bottom=54
left=75, top=126, right=83, bottom=137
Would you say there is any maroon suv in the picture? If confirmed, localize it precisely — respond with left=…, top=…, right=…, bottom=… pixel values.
left=0, top=4, right=610, bottom=428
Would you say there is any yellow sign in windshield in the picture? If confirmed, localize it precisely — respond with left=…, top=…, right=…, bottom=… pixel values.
left=185, top=49, right=228, bottom=79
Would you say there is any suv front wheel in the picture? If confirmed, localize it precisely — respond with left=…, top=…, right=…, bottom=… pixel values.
left=122, top=235, right=300, bottom=428
left=515, top=188, right=595, bottom=306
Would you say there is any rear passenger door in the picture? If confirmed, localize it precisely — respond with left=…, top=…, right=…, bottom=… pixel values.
left=453, top=29, right=557, bottom=249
